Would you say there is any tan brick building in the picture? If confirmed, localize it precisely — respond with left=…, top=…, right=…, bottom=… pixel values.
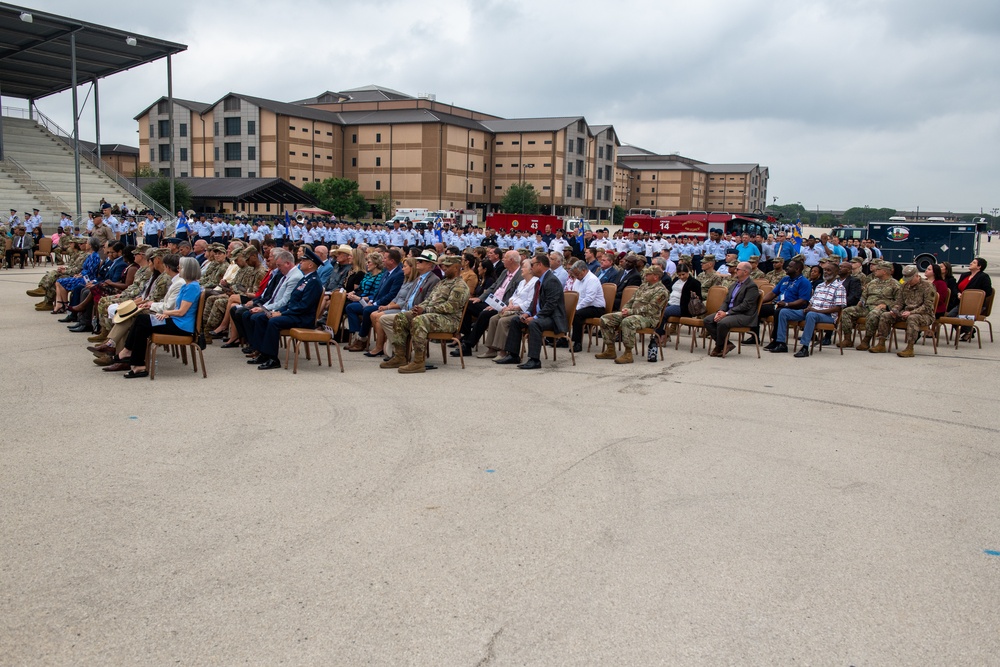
left=135, top=86, right=765, bottom=219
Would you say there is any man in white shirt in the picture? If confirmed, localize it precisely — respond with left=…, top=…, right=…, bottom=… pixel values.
left=548, top=229, right=571, bottom=255
left=549, top=251, right=569, bottom=287
left=567, top=259, right=606, bottom=352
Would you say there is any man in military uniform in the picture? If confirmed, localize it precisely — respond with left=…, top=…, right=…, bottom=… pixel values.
left=839, top=260, right=902, bottom=350
left=869, top=264, right=936, bottom=356
left=205, top=248, right=266, bottom=333
left=765, top=255, right=787, bottom=285
left=849, top=255, right=870, bottom=286
left=28, top=237, right=87, bottom=310
left=90, top=244, right=153, bottom=342
left=697, top=255, right=724, bottom=299
left=198, top=244, right=230, bottom=289
left=596, top=264, right=669, bottom=364
left=720, top=260, right=739, bottom=290
left=748, top=256, right=766, bottom=280
left=381, top=255, right=470, bottom=374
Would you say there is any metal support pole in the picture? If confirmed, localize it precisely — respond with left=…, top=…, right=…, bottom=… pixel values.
left=70, top=33, right=83, bottom=223
left=167, top=55, right=175, bottom=214
left=0, top=81, right=5, bottom=161
left=93, top=78, right=101, bottom=163
left=28, top=98, right=33, bottom=121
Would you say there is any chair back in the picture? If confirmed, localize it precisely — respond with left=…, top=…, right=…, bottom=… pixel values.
left=754, top=279, right=772, bottom=292
left=325, top=290, right=347, bottom=333
left=977, top=288, right=995, bottom=320
left=957, top=289, right=986, bottom=318
left=563, top=290, right=579, bottom=333
left=705, top=285, right=728, bottom=314
left=620, top=285, right=639, bottom=309
left=35, top=237, right=53, bottom=255
left=192, top=287, right=207, bottom=335
left=600, top=283, right=616, bottom=314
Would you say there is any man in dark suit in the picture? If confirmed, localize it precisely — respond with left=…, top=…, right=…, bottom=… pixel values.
left=595, top=253, right=621, bottom=284
left=346, top=248, right=404, bottom=351
left=495, top=253, right=567, bottom=369
left=251, top=247, right=324, bottom=370
left=703, top=261, right=760, bottom=357
left=613, top=254, right=644, bottom=310
left=452, top=250, right=523, bottom=357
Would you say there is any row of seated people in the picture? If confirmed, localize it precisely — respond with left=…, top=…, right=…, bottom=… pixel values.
left=25, top=238, right=994, bottom=375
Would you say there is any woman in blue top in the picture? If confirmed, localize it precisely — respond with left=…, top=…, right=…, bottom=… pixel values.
left=119, top=257, right=203, bottom=379
left=53, top=237, right=103, bottom=313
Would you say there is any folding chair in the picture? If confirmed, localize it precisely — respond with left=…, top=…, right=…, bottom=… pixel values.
left=585, top=283, right=617, bottom=351
left=148, top=292, right=208, bottom=380
left=286, top=290, right=347, bottom=373
left=677, top=285, right=727, bottom=353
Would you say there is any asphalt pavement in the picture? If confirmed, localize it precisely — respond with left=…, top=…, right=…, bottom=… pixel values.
left=2, top=242, right=999, bottom=665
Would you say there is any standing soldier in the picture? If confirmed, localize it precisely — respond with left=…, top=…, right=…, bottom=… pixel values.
left=840, top=260, right=901, bottom=350
left=380, top=255, right=470, bottom=374
left=869, top=264, right=936, bottom=357
left=596, top=264, right=669, bottom=364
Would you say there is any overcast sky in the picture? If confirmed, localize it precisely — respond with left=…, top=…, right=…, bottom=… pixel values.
left=15, top=0, right=1000, bottom=213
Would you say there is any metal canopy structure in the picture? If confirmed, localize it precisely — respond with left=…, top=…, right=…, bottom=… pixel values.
left=0, top=3, right=186, bottom=222
left=0, top=2, right=186, bottom=100
left=136, top=177, right=319, bottom=207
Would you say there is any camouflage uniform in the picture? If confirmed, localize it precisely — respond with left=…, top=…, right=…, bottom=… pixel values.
left=749, top=269, right=766, bottom=280
left=765, top=268, right=786, bottom=285
left=40, top=249, right=84, bottom=301
left=840, top=276, right=902, bottom=341
left=599, top=280, right=668, bottom=350
left=97, top=266, right=152, bottom=334
left=697, top=271, right=724, bottom=300
left=874, top=279, right=936, bottom=343
left=391, top=276, right=470, bottom=352
left=204, top=264, right=265, bottom=331
left=199, top=260, right=229, bottom=289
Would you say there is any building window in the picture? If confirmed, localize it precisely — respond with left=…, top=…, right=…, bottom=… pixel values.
left=225, top=167, right=241, bottom=178
left=496, top=141, right=503, bottom=145
left=214, top=147, right=219, bottom=160
left=158, top=144, right=170, bottom=162
left=158, top=120, right=170, bottom=138
left=511, top=140, right=519, bottom=145
left=224, top=97, right=240, bottom=112
left=149, top=123, right=154, bottom=138
left=576, top=138, right=584, bottom=154
left=375, top=133, right=381, bottom=143
left=289, top=151, right=296, bottom=156
left=224, top=117, right=241, bottom=136
left=315, top=153, right=320, bottom=158
left=159, top=168, right=171, bottom=176
left=470, top=161, right=474, bottom=170
left=470, top=138, right=475, bottom=147
left=157, top=100, right=168, bottom=114
left=247, top=120, right=256, bottom=135
left=597, top=190, right=602, bottom=201
left=606, top=144, right=613, bottom=158
left=598, top=167, right=603, bottom=180
left=289, top=125, right=296, bottom=131
left=544, top=140, right=552, bottom=144
left=225, top=143, right=241, bottom=161
left=469, top=183, right=473, bottom=193
left=567, top=163, right=573, bottom=176
left=149, top=148, right=154, bottom=162
left=214, top=122, right=218, bottom=136
left=542, top=185, right=551, bottom=190
left=179, top=147, right=188, bottom=162
left=351, top=157, right=357, bottom=167
left=303, top=128, right=308, bottom=133
left=652, top=174, right=656, bottom=180
left=375, top=180, right=381, bottom=190
left=375, top=157, right=381, bottom=167
left=528, top=140, right=535, bottom=145
left=495, top=185, right=502, bottom=190
left=180, top=171, right=188, bottom=177
left=576, top=160, right=583, bottom=176
left=248, top=171, right=256, bottom=178
left=247, top=146, right=256, bottom=161
left=543, top=163, right=551, bottom=167
left=496, top=163, right=502, bottom=168
left=315, top=129, right=320, bottom=134
left=352, top=134, right=357, bottom=143
left=179, top=123, right=187, bottom=138
left=598, top=147, right=604, bottom=159
left=289, top=176, right=295, bottom=180
left=513, top=164, right=519, bottom=168
left=651, top=188, right=655, bottom=193
left=605, top=186, right=611, bottom=201
left=575, top=182, right=583, bottom=198
left=566, top=185, right=573, bottom=198
left=577, top=120, right=585, bottom=132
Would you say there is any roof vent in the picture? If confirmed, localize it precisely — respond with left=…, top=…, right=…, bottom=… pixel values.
left=417, top=93, right=437, bottom=101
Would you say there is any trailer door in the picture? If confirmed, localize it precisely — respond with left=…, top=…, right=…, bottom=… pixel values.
left=948, top=230, right=976, bottom=265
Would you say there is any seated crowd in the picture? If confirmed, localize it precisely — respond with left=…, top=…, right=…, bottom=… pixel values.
left=22, top=223, right=995, bottom=376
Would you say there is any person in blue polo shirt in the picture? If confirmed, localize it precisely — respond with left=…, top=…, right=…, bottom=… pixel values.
left=761, top=259, right=813, bottom=352
left=735, top=233, right=761, bottom=262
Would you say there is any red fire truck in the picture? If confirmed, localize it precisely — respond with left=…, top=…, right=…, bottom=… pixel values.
left=621, top=209, right=776, bottom=238
left=484, top=212, right=566, bottom=233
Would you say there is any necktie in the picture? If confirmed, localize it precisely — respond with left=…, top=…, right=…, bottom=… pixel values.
left=407, top=274, right=426, bottom=309
left=529, top=280, right=541, bottom=315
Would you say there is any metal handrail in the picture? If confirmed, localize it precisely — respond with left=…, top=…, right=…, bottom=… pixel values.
left=1, top=155, right=73, bottom=212
left=29, top=108, right=174, bottom=221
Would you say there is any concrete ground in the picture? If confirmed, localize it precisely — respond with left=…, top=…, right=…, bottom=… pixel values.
left=2, top=244, right=999, bottom=666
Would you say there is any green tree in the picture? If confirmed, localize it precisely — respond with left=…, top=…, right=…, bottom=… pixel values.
left=302, top=177, right=368, bottom=219
left=500, top=182, right=539, bottom=214
left=841, top=206, right=896, bottom=226
left=132, top=165, right=158, bottom=178
left=613, top=205, right=626, bottom=226
left=143, top=177, right=192, bottom=212
left=374, top=193, right=394, bottom=220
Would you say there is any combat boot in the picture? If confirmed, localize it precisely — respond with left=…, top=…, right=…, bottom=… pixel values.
left=614, top=349, right=634, bottom=364
left=398, top=348, right=426, bottom=374
left=87, top=331, right=108, bottom=343
left=868, top=337, right=887, bottom=353
left=837, top=335, right=854, bottom=348
left=35, top=299, right=54, bottom=311
left=26, top=287, right=46, bottom=297
left=379, top=349, right=407, bottom=369
left=595, top=343, right=617, bottom=359
left=896, top=342, right=915, bottom=358
left=855, top=334, right=871, bottom=351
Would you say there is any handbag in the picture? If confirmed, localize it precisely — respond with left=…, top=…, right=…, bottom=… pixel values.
left=688, top=291, right=706, bottom=316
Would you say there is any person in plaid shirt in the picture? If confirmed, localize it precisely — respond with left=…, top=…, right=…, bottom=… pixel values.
left=793, top=257, right=847, bottom=357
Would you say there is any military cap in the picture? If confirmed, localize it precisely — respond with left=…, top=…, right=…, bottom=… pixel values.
left=726, top=259, right=738, bottom=267
left=875, top=260, right=893, bottom=270
left=701, top=255, right=716, bottom=265
left=791, top=254, right=806, bottom=263
left=72, top=236, right=90, bottom=244
left=301, top=247, right=322, bottom=266
left=230, top=247, right=244, bottom=259
left=772, top=255, right=785, bottom=263
left=643, top=264, right=664, bottom=276
left=901, top=264, right=919, bottom=278
left=748, top=255, right=759, bottom=262
left=134, top=244, right=151, bottom=254
left=163, top=237, right=181, bottom=245
left=850, top=255, right=863, bottom=264
left=210, top=243, right=227, bottom=253
left=818, top=255, right=838, bottom=264
left=680, top=254, right=693, bottom=262
left=438, top=255, right=462, bottom=266
left=147, top=247, right=168, bottom=259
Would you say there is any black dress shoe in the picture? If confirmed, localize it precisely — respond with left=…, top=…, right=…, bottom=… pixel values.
left=58, top=314, right=78, bottom=323
left=220, top=341, right=241, bottom=349
left=763, top=340, right=779, bottom=351
left=794, top=347, right=810, bottom=358
left=449, top=346, right=471, bottom=358
left=573, top=342, right=582, bottom=353
left=820, top=335, right=832, bottom=346
left=494, top=354, right=520, bottom=365
left=555, top=339, right=569, bottom=348
left=767, top=342, right=788, bottom=353
left=517, top=358, right=542, bottom=369
left=742, top=335, right=758, bottom=345
left=68, top=323, right=92, bottom=333
left=247, top=355, right=265, bottom=364
left=257, top=358, right=282, bottom=370
left=241, top=346, right=254, bottom=354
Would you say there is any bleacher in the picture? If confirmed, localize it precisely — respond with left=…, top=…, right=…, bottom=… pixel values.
left=0, top=116, right=144, bottom=227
